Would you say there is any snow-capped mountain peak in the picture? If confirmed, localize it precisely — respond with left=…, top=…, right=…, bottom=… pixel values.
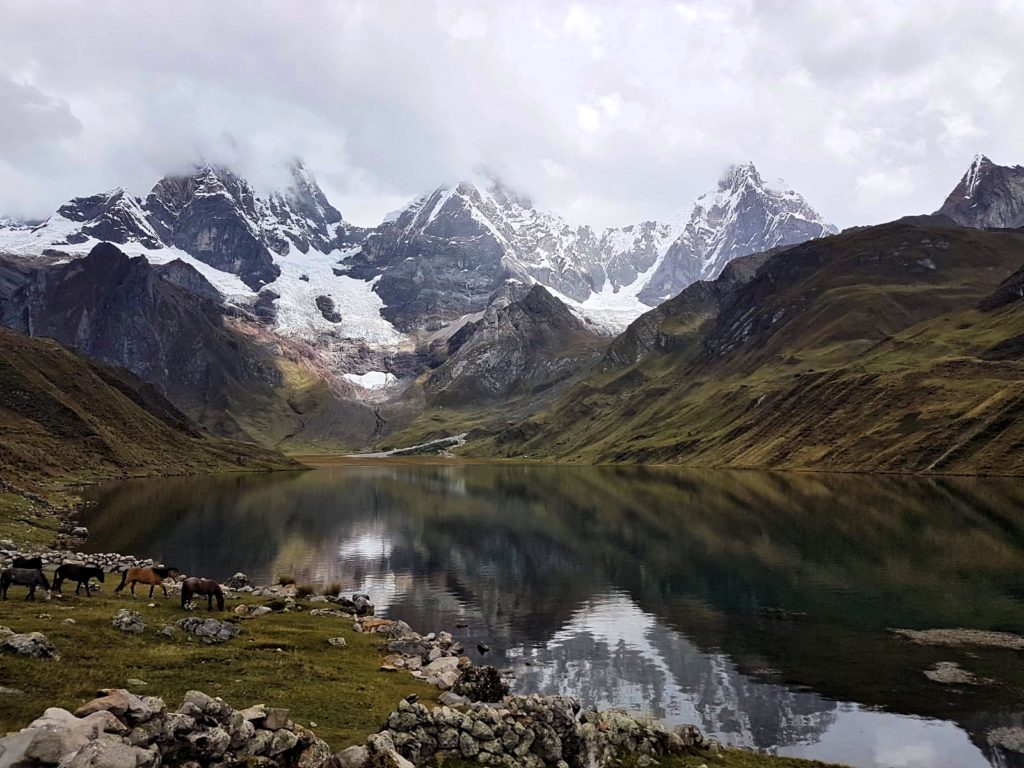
left=937, top=154, right=1024, bottom=229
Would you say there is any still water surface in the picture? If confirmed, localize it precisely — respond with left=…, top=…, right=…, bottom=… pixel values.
left=79, top=464, right=1024, bottom=768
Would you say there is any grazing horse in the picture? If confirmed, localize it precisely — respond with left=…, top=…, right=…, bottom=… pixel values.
left=181, top=577, right=224, bottom=611
left=12, top=556, right=43, bottom=570
left=54, top=564, right=105, bottom=596
left=1, top=568, right=50, bottom=600
left=115, top=566, right=179, bottom=598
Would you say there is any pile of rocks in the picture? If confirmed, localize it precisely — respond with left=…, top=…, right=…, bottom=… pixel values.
left=354, top=618, right=497, bottom=694
left=176, top=617, right=241, bottom=644
left=0, top=689, right=330, bottom=768
left=347, top=695, right=706, bottom=768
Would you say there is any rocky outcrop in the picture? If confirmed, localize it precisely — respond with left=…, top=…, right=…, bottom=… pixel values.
left=425, top=284, right=604, bottom=404
left=112, top=610, right=146, bottom=634
left=638, top=162, right=837, bottom=305
left=57, top=189, right=163, bottom=249
left=0, top=689, right=329, bottom=768
left=605, top=250, right=770, bottom=366
left=937, top=154, right=1024, bottom=230
left=1, top=630, right=60, bottom=661
left=362, top=695, right=706, bottom=767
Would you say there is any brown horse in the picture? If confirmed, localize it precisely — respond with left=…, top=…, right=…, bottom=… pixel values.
left=115, top=565, right=179, bottom=598
left=181, top=577, right=224, bottom=611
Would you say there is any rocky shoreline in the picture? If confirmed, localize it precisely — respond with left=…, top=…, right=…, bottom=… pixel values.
left=0, top=543, right=719, bottom=767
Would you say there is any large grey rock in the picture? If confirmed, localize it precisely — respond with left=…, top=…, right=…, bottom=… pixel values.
left=2, top=631, right=60, bottom=660
left=329, top=745, right=369, bottom=768
left=59, top=739, right=158, bottom=768
left=74, top=689, right=158, bottom=724
left=112, top=609, right=146, bottom=634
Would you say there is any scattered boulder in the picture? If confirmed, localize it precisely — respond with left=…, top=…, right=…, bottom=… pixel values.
left=175, top=617, right=239, bottom=644
left=225, top=572, right=249, bottom=590
left=112, top=610, right=146, bottom=634
left=2, top=631, right=60, bottom=660
left=70, top=527, right=89, bottom=539
left=327, top=637, right=347, bottom=648
left=329, top=744, right=369, bottom=768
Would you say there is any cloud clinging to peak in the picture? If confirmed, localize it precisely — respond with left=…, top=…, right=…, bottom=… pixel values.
left=0, top=0, right=1021, bottom=228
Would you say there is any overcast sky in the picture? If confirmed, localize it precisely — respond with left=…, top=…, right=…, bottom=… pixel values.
left=0, top=0, right=1021, bottom=228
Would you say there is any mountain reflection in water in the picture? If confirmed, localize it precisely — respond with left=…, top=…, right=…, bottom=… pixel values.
left=80, top=464, right=1024, bottom=768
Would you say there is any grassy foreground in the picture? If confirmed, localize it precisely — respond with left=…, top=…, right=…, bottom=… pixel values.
left=0, top=589, right=439, bottom=749
left=0, top=588, right=845, bottom=768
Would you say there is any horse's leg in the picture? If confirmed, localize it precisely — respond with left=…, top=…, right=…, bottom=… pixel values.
left=162, top=583, right=168, bottom=598
left=149, top=583, right=155, bottom=599
left=207, top=593, right=213, bottom=611
left=130, top=580, right=137, bottom=597
left=27, top=585, right=35, bottom=601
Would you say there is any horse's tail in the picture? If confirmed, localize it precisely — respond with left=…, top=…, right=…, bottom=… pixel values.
left=215, top=586, right=224, bottom=611
left=181, top=581, right=191, bottom=609
left=115, top=569, right=128, bottom=593
left=53, top=566, right=64, bottom=592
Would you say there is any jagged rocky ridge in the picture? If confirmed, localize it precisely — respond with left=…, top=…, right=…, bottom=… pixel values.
left=937, top=154, right=1024, bottom=230
left=425, top=283, right=605, bottom=404
left=340, top=165, right=835, bottom=332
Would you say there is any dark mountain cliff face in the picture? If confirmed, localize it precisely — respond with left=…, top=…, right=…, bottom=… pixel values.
left=144, top=167, right=282, bottom=290
left=341, top=184, right=512, bottom=331
left=425, top=283, right=605, bottom=404
left=0, top=325, right=295, bottom=490
left=937, top=155, right=1024, bottom=230
left=0, top=243, right=284, bottom=440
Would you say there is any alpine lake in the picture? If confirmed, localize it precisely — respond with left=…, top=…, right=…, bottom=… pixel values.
left=78, top=461, right=1024, bottom=768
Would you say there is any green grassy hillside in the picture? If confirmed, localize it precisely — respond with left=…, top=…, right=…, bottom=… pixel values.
left=478, top=218, right=1024, bottom=474
left=0, top=326, right=300, bottom=543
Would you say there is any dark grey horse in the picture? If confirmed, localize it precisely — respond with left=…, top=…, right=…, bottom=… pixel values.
left=0, top=567, right=51, bottom=600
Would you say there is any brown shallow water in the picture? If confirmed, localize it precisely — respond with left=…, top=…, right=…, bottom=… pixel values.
left=79, top=464, right=1024, bottom=768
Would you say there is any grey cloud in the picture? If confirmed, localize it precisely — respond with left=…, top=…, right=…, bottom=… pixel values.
left=0, top=0, right=1021, bottom=229
left=0, top=76, right=81, bottom=157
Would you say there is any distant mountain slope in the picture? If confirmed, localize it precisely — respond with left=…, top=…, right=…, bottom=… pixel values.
left=937, top=154, right=1024, bottom=230
left=0, top=243, right=394, bottom=451
left=0, top=325, right=297, bottom=491
left=482, top=218, right=1024, bottom=475
left=424, top=283, right=605, bottom=404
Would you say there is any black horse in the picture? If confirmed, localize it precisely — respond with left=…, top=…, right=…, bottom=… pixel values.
left=12, top=556, right=43, bottom=570
left=54, top=564, right=105, bottom=596
left=181, top=577, right=225, bottom=611
left=1, top=567, right=50, bottom=600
